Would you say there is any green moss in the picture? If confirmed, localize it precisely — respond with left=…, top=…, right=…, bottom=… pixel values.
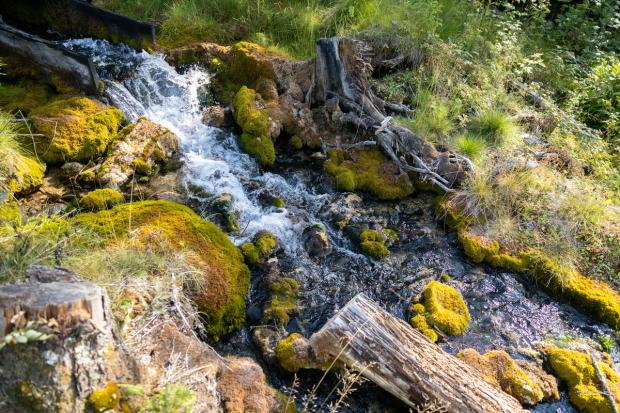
left=7, top=154, right=46, bottom=195
left=74, top=200, right=250, bottom=341
left=547, top=347, right=620, bottom=413
left=132, top=158, right=152, bottom=176
left=239, top=132, right=276, bottom=167
left=263, top=277, right=299, bottom=326
left=30, top=96, right=124, bottom=164
left=359, top=229, right=389, bottom=259
left=80, top=189, right=124, bottom=211
left=458, top=349, right=544, bottom=406
left=88, top=382, right=121, bottom=413
left=275, top=333, right=311, bottom=373
left=289, top=135, right=303, bottom=150
left=223, top=42, right=278, bottom=90
left=458, top=227, right=527, bottom=271
left=10, top=380, right=45, bottom=412
left=0, top=201, right=22, bottom=227
left=410, top=281, right=470, bottom=339
left=273, top=197, right=285, bottom=208
left=233, top=86, right=270, bottom=137
left=255, top=231, right=277, bottom=256
left=241, top=242, right=260, bottom=265
left=0, top=81, right=53, bottom=114
left=324, top=149, right=413, bottom=200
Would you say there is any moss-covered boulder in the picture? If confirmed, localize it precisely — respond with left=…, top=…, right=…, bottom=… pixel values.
left=233, top=87, right=275, bottom=167
left=324, top=149, right=414, bottom=200
left=262, top=277, right=299, bottom=326
left=80, top=189, right=124, bottom=211
left=458, top=349, right=558, bottom=406
left=4, top=153, right=46, bottom=196
left=241, top=231, right=277, bottom=266
left=547, top=347, right=620, bottom=413
left=73, top=200, right=250, bottom=340
left=409, top=281, right=470, bottom=341
left=275, top=333, right=315, bottom=373
left=96, top=118, right=179, bottom=188
left=30, top=96, right=124, bottom=164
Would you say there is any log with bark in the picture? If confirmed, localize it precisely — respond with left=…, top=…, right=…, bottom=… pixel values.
left=309, top=293, right=528, bottom=413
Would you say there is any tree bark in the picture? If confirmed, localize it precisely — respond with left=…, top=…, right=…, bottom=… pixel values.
left=309, top=293, right=528, bottom=413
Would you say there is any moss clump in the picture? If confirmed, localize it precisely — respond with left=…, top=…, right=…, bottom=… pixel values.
left=74, top=200, right=250, bottom=341
left=275, top=333, right=311, bottom=373
left=324, top=149, right=413, bottom=200
left=0, top=201, right=22, bottom=227
left=88, top=382, right=121, bottom=413
left=458, top=349, right=545, bottom=406
left=359, top=229, right=389, bottom=259
left=273, top=197, right=285, bottom=208
left=30, top=96, right=124, bottom=164
left=6, top=154, right=46, bottom=196
left=223, top=42, right=278, bottom=91
left=132, top=158, right=152, bottom=176
left=547, top=347, right=620, bottom=413
left=233, top=87, right=275, bottom=167
left=241, top=242, right=260, bottom=265
left=410, top=281, right=470, bottom=340
left=289, top=135, right=303, bottom=150
left=80, top=189, right=124, bottom=211
left=255, top=231, right=277, bottom=256
left=263, top=277, right=300, bottom=326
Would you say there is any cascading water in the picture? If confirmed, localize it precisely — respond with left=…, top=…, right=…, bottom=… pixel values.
left=64, top=38, right=618, bottom=412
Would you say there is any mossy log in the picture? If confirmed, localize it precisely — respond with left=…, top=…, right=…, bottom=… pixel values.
left=309, top=293, right=527, bottom=412
left=0, top=23, right=100, bottom=95
left=310, top=37, right=468, bottom=192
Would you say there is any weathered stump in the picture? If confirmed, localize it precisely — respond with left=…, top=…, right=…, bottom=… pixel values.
left=309, top=293, right=527, bottom=413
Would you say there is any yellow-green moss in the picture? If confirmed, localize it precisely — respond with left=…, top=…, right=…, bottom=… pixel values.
left=6, top=154, right=46, bottom=195
left=74, top=200, right=250, bottom=341
left=0, top=200, right=22, bottom=227
left=410, top=314, right=439, bottom=342
left=80, top=189, right=124, bottom=211
left=324, top=149, right=413, bottom=200
left=233, top=86, right=270, bottom=138
left=547, top=347, right=620, bottom=413
left=88, top=382, right=121, bottom=413
left=132, top=158, right=152, bottom=176
left=289, top=135, right=303, bottom=150
left=275, top=333, right=310, bottom=373
left=263, top=277, right=299, bottom=326
left=256, top=231, right=277, bottom=256
left=273, top=197, right=285, bottom=208
left=241, top=242, right=260, bottom=265
left=410, top=281, right=470, bottom=339
left=359, top=229, right=389, bottom=259
left=0, top=81, right=53, bottom=114
left=457, top=349, right=544, bottom=406
left=223, top=42, right=277, bottom=90
left=30, top=96, right=124, bottom=164
left=239, top=132, right=276, bottom=167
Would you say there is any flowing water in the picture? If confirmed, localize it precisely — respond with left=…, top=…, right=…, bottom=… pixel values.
left=64, top=38, right=619, bottom=412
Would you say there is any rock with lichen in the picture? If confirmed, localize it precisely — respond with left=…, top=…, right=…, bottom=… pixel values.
left=302, top=224, right=332, bottom=257
left=95, top=117, right=179, bottom=188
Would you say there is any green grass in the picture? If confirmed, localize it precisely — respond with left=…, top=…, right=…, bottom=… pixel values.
left=452, top=134, right=487, bottom=163
left=470, top=108, right=519, bottom=147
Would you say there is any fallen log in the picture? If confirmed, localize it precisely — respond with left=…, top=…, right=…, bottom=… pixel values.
left=0, top=0, right=156, bottom=50
left=0, top=23, right=100, bottom=95
left=309, top=293, right=527, bottom=413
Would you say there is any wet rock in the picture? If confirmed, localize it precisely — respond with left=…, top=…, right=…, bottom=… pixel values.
left=59, top=162, right=85, bottom=178
left=275, top=333, right=319, bottom=372
left=302, top=224, right=332, bottom=257
left=211, top=193, right=240, bottom=233
left=202, top=105, right=234, bottom=128
left=97, top=118, right=180, bottom=188
left=319, top=193, right=362, bottom=228
left=252, top=326, right=281, bottom=366
left=135, top=171, right=186, bottom=203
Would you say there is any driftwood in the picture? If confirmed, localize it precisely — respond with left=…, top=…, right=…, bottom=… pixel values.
left=309, top=293, right=527, bottom=413
left=310, top=37, right=467, bottom=191
left=0, top=22, right=100, bottom=95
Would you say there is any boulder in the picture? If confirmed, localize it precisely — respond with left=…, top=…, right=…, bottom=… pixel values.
left=202, top=105, right=234, bottom=128
left=302, top=224, right=332, bottom=257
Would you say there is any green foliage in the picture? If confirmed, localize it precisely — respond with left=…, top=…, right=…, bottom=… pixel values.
left=470, top=108, right=519, bottom=147
left=0, top=321, right=53, bottom=350
left=452, top=134, right=487, bottom=163
left=142, top=384, right=196, bottom=413
left=80, top=188, right=124, bottom=211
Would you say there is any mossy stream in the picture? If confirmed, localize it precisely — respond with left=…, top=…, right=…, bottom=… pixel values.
left=65, top=39, right=618, bottom=413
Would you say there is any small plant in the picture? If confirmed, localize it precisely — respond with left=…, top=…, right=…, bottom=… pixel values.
left=470, top=109, right=518, bottom=147
left=452, top=134, right=487, bottom=163
left=0, top=320, right=54, bottom=350
left=142, top=384, right=196, bottom=413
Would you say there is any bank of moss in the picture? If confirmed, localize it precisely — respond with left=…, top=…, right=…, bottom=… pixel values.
left=74, top=200, right=250, bottom=340
left=30, top=96, right=124, bottom=164
left=80, top=189, right=125, bottom=211
left=547, top=347, right=620, bottom=413
left=409, top=281, right=470, bottom=341
left=6, top=154, right=46, bottom=196
left=324, top=149, right=414, bottom=200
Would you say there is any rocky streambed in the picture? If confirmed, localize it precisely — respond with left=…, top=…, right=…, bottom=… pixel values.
left=54, top=39, right=619, bottom=412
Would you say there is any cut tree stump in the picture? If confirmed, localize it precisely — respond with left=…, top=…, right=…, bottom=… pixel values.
left=309, top=293, right=527, bottom=413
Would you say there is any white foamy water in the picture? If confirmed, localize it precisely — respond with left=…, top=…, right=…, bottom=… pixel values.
left=64, top=39, right=309, bottom=250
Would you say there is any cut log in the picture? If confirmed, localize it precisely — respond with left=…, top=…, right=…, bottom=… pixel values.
left=0, top=267, right=106, bottom=337
left=0, top=23, right=100, bottom=95
left=309, top=293, right=527, bottom=413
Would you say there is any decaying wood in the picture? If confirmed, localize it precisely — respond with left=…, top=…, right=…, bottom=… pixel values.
left=0, top=269, right=106, bottom=337
left=309, top=293, right=527, bottom=413
left=309, top=37, right=467, bottom=191
left=588, top=350, right=620, bottom=413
